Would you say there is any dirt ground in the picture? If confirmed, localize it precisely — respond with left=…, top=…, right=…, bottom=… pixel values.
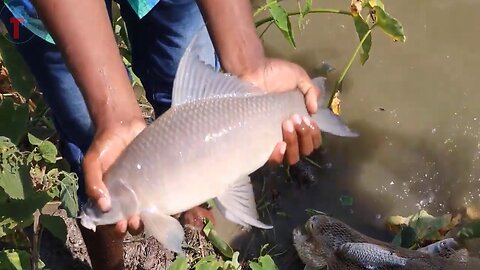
left=38, top=211, right=217, bottom=270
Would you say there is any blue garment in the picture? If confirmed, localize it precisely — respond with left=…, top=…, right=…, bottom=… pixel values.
left=3, top=0, right=160, bottom=44
left=0, top=0, right=219, bottom=206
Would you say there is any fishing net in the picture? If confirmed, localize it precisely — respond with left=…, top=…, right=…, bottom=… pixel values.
left=293, top=215, right=480, bottom=270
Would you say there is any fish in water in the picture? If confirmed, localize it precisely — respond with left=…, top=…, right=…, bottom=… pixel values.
left=79, top=27, right=358, bottom=254
left=293, top=214, right=480, bottom=270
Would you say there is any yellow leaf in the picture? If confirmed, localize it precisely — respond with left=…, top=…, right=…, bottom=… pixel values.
left=331, top=92, right=341, bottom=116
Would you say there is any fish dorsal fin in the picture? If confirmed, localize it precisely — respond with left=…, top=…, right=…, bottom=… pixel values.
left=214, top=176, right=272, bottom=230
left=172, top=26, right=263, bottom=106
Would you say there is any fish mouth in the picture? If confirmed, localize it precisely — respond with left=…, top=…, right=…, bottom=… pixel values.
left=292, top=223, right=311, bottom=247
left=293, top=224, right=307, bottom=238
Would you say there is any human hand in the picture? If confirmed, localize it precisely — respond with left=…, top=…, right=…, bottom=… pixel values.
left=82, top=119, right=147, bottom=236
left=240, top=58, right=322, bottom=165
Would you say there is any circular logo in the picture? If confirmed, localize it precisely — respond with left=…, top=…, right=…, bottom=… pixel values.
left=0, top=5, right=35, bottom=45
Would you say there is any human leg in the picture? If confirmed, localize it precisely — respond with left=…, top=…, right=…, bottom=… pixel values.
left=118, top=0, right=219, bottom=116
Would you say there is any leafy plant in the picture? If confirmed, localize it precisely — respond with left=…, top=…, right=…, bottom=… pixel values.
left=0, top=135, right=78, bottom=269
left=386, top=210, right=462, bottom=249
left=253, top=0, right=406, bottom=111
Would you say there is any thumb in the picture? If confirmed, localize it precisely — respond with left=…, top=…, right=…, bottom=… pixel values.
left=83, top=147, right=111, bottom=212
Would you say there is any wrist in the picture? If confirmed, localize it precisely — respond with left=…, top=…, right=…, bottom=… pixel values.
left=89, top=88, right=146, bottom=133
left=220, top=31, right=267, bottom=77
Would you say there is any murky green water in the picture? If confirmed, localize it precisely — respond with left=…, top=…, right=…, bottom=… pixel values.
left=213, top=0, right=480, bottom=268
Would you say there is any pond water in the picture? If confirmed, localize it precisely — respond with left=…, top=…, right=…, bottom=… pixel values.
left=213, top=0, right=480, bottom=268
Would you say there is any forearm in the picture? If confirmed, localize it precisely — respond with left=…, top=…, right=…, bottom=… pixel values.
left=196, top=0, right=266, bottom=76
left=31, top=0, right=143, bottom=131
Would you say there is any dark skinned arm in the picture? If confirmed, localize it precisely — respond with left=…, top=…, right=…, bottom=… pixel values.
left=30, top=0, right=144, bottom=131
left=197, top=0, right=322, bottom=164
left=31, top=0, right=145, bottom=233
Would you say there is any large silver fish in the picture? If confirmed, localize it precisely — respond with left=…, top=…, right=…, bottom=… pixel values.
left=293, top=215, right=480, bottom=270
left=79, top=28, right=358, bottom=254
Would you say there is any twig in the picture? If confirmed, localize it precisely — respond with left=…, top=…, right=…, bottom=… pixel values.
left=31, top=210, right=41, bottom=270
left=328, top=27, right=373, bottom=108
left=259, top=21, right=275, bottom=39
left=255, top=8, right=351, bottom=28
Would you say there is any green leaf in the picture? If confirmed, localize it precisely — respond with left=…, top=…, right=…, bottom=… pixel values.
left=223, top=252, right=241, bottom=269
left=249, top=255, right=279, bottom=270
left=40, top=215, right=67, bottom=244
left=38, top=140, right=57, bottom=163
left=387, top=210, right=455, bottom=243
left=250, top=262, right=262, bottom=270
left=46, top=185, right=60, bottom=199
left=0, top=229, right=30, bottom=247
left=0, top=249, right=45, bottom=270
left=27, top=133, right=43, bottom=146
left=391, top=226, right=417, bottom=248
left=168, top=256, right=189, bottom=270
left=0, top=163, right=33, bottom=200
left=0, top=35, right=36, bottom=98
left=302, top=0, right=312, bottom=15
left=407, top=210, right=452, bottom=242
left=203, top=219, right=234, bottom=258
left=194, top=255, right=222, bottom=270
left=339, top=195, right=354, bottom=206
left=0, top=217, right=18, bottom=238
left=374, top=6, right=406, bottom=42
left=0, top=191, right=52, bottom=222
left=368, top=0, right=384, bottom=10
left=267, top=0, right=296, bottom=48
left=305, top=209, right=327, bottom=216
left=0, top=99, right=29, bottom=145
left=298, top=0, right=312, bottom=28
left=59, top=173, right=79, bottom=217
left=0, top=187, right=8, bottom=204
left=457, top=220, right=480, bottom=242
left=120, top=47, right=132, bottom=65
left=352, top=15, right=372, bottom=64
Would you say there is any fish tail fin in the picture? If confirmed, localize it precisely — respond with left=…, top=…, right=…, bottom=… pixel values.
left=311, top=108, right=359, bottom=137
left=310, top=76, right=359, bottom=137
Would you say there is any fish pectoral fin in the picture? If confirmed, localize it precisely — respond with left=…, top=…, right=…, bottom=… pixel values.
left=140, top=207, right=185, bottom=255
left=214, top=176, right=273, bottom=230
left=312, top=108, right=359, bottom=137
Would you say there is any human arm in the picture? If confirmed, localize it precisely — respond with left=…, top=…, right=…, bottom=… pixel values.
left=196, top=0, right=322, bottom=164
left=31, top=0, right=144, bottom=233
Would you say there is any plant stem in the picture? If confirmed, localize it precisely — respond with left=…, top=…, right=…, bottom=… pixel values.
left=328, top=27, right=373, bottom=108
left=255, top=8, right=352, bottom=28
left=31, top=210, right=41, bottom=270
left=259, top=21, right=275, bottom=39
